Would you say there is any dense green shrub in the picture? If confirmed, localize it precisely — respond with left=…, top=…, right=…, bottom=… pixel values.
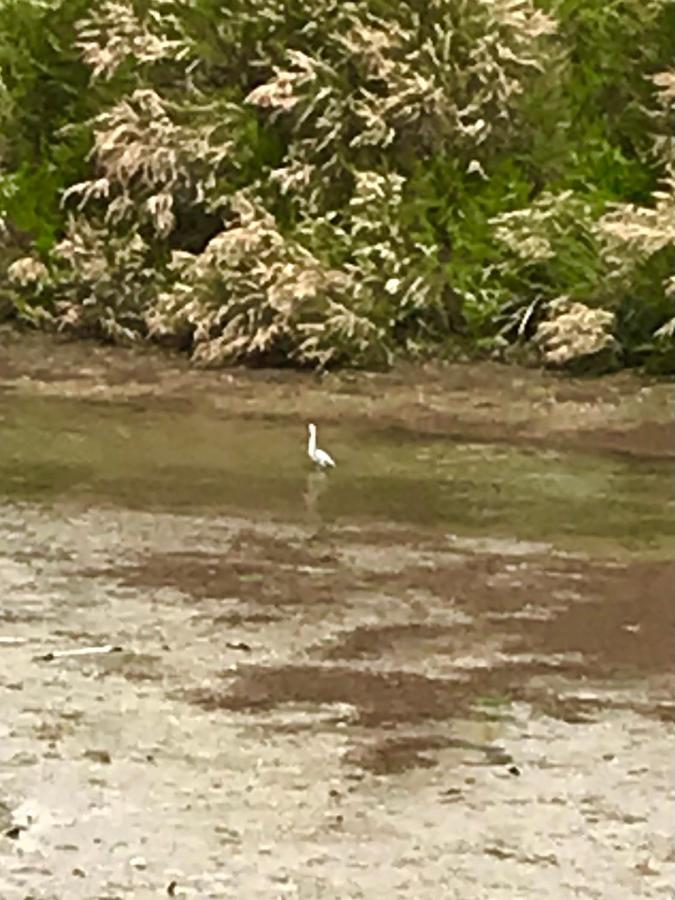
left=1, top=0, right=673, bottom=370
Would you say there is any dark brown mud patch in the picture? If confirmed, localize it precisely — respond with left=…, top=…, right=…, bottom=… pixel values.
left=353, top=557, right=675, bottom=676
left=229, top=530, right=338, bottom=567
left=344, top=734, right=457, bottom=774
left=317, top=624, right=464, bottom=661
left=372, top=554, right=610, bottom=613
left=502, top=560, right=675, bottom=676
left=183, top=662, right=568, bottom=728
left=370, top=557, right=550, bottom=614
left=184, top=664, right=470, bottom=726
left=84, top=548, right=343, bottom=608
left=343, top=734, right=514, bottom=775
left=567, top=421, right=675, bottom=460
left=362, top=411, right=675, bottom=462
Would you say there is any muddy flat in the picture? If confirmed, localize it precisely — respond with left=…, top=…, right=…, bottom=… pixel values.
left=0, top=332, right=673, bottom=899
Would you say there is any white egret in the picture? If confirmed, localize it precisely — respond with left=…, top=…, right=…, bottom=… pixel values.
left=307, top=423, right=335, bottom=469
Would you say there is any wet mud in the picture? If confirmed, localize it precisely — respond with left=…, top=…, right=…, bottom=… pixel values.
left=0, top=332, right=673, bottom=898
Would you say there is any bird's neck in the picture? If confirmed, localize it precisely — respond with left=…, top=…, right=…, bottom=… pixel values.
left=308, top=430, right=316, bottom=454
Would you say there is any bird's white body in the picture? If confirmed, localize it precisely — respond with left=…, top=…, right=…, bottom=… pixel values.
left=307, top=423, right=335, bottom=469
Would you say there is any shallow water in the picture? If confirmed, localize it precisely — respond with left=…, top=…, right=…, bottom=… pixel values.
left=1, top=394, right=672, bottom=550
left=0, top=377, right=673, bottom=899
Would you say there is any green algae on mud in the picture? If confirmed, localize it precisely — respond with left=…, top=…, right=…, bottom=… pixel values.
left=0, top=392, right=672, bottom=555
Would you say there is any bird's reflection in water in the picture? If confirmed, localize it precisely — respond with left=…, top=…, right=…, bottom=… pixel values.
left=303, top=469, right=330, bottom=530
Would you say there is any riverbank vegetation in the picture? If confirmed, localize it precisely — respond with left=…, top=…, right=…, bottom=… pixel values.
left=0, top=0, right=673, bottom=371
